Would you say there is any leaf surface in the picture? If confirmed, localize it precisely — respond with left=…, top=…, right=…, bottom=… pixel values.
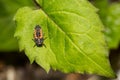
left=14, top=0, right=115, bottom=78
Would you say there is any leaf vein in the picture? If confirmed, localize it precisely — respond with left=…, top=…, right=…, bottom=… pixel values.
left=41, top=9, right=111, bottom=75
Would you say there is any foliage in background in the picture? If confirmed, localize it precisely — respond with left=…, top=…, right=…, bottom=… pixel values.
left=105, top=3, right=120, bottom=49
left=0, top=0, right=34, bottom=51
left=93, top=0, right=120, bottom=49
left=14, top=0, right=115, bottom=78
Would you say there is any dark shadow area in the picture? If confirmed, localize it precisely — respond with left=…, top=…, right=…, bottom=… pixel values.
left=0, top=52, right=94, bottom=80
left=0, top=52, right=66, bottom=80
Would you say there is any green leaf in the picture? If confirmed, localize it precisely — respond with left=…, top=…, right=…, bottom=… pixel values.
left=105, top=3, right=120, bottom=49
left=14, top=0, right=115, bottom=78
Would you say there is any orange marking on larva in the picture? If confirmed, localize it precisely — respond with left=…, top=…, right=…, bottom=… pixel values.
left=39, top=29, right=43, bottom=38
left=34, top=30, right=38, bottom=39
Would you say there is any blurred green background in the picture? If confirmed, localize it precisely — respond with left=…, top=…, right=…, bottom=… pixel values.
left=0, top=0, right=34, bottom=51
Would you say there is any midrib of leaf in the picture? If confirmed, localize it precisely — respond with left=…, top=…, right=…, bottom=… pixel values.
left=48, top=10, right=91, bottom=34
left=47, top=11, right=101, bottom=55
left=40, top=9, right=112, bottom=75
left=46, top=16, right=76, bottom=69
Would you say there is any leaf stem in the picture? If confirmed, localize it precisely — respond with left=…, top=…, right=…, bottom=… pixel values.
left=33, top=0, right=41, bottom=9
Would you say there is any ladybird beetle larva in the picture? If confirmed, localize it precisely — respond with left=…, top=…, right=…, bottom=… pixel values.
left=32, top=25, right=46, bottom=47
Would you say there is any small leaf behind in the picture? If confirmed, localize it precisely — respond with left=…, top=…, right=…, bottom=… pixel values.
left=105, top=3, right=120, bottom=48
